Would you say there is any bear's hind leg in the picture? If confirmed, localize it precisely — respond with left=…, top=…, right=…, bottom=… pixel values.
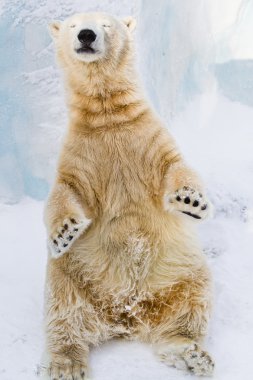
left=46, top=301, right=90, bottom=380
left=146, top=268, right=214, bottom=376
left=45, top=258, right=104, bottom=380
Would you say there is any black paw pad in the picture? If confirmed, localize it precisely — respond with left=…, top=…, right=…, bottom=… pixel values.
left=64, top=224, right=68, bottom=230
left=193, top=200, right=199, bottom=207
left=201, top=204, right=207, bottom=210
left=182, top=211, right=201, bottom=219
left=184, top=197, right=191, bottom=204
left=67, top=235, right=73, bottom=241
left=176, top=195, right=181, bottom=201
left=58, top=233, right=63, bottom=238
left=70, top=218, right=77, bottom=224
left=53, top=239, right=58, bottom=245
left=63, top=243, right=68, bottom=248
left=74, top=228, right=79, bottom=232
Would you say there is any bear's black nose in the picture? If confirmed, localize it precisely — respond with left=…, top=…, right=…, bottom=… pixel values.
left=78, top=29, right=97, bottom=45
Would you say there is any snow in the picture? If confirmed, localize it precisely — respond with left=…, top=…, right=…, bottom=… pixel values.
left=0, top=200, right=45, bottom=380
left=1, top=95, right=253, bottom=380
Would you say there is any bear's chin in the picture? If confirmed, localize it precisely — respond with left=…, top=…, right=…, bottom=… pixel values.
left=76, top=47, right=96, bottom=54
left=74, top=50, right=103, bottom=63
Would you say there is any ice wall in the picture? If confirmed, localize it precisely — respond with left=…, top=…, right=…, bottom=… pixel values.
left=138, top=0, right=214, bottom=118
left=0, top=0, right=252, bottom=203
left=138, top=0, right=253, bottom=116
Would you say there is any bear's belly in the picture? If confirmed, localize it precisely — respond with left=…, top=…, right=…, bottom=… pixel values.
left=69, top=206, right=201, bottom=318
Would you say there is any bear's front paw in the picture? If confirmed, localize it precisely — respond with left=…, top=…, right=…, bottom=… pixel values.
left=165, top=186, right=212, bottom=221
left=48, top=216, right=92, bottom=259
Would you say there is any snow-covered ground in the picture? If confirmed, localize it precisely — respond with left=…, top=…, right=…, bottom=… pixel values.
left=1, top=95, right=253, bottom=380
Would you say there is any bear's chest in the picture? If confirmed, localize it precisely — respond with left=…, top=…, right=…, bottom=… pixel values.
left=80, top=135, right=152, bottom=205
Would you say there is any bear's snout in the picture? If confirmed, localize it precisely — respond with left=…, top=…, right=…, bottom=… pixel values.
left=78, top=29, right=97, bottom=45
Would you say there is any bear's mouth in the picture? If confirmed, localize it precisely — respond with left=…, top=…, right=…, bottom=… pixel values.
left=76, top=46, right=96, bottom=54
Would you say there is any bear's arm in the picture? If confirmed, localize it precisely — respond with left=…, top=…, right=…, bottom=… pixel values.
left=163, top=161, right=204, bottom=195
left=44, top=180, right=92, bottom=258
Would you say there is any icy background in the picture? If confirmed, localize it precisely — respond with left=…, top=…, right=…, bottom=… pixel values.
left=1, top=0, right=253, bottom=203
left=1, top=0, right=253, bottom=379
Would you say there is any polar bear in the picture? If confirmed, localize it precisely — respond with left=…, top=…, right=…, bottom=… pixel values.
left=44, top=12, right=214, bottom=379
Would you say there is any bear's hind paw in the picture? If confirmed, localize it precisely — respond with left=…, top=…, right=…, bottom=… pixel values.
left=182, top=344, right=215, bottom=376
left=49, top=362, right=87, bottom=379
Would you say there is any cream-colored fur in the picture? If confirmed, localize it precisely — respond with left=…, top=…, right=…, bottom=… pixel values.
left=43, top=12, right=214, bottom=379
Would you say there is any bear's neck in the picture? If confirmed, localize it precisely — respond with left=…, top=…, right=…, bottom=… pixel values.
left=65, top=59, right=150, bottom=131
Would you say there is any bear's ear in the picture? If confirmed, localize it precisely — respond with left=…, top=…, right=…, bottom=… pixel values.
left=48, top=20, right=62, bottom=40
left=122, top=16, right=137, bottom=32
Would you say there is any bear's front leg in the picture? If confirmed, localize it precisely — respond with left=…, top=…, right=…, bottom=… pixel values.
left=44, top=182, right=91, bottom=258
left=163, top=162, right=212, bottom=221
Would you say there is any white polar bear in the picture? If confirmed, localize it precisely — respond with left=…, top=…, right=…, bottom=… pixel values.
left=42, top=12, right=214, bottom=379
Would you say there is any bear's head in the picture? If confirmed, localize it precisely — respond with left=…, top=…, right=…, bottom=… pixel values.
left=49, top=12, right=136, bottom=68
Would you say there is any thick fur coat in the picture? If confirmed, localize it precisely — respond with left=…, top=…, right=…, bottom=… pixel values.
left=43, top=12, right=214, bottom=379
